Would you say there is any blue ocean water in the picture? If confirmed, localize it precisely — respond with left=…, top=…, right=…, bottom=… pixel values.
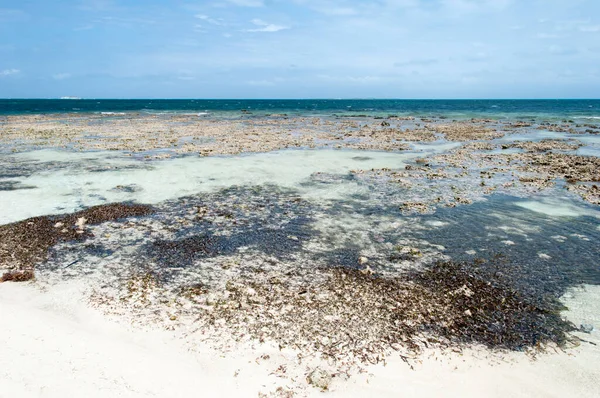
left=1, top=99, right=599, bottom=120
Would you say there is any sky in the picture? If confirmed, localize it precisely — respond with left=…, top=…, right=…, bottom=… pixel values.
left=0, top=0, right=599, bottom=98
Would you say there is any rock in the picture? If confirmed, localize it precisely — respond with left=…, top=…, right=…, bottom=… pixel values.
left=307, top=367, right=332, bottom=390
left=358, top=256, right=369, bottom=265
left=580, top=324, right=594, bottom=334
left=75, top=217, right=87, bottom=230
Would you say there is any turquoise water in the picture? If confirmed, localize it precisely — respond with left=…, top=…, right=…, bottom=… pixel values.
left=1, top=99, right=599, bottom=120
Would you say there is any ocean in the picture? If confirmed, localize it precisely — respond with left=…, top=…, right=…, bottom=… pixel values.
left=1, top=99, right=600, bottom=120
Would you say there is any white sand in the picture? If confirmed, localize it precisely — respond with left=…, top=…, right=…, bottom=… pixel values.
left=0, top=281, right=311, bottom=398
left=1, top=280, right=599, bottom=398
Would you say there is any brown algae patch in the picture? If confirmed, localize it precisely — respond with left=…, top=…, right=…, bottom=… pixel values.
left=99, top=257, right=575, bottom=368
left=0, top=203, right=155, bottom=271
left=0, top=269, right=35, bottom=282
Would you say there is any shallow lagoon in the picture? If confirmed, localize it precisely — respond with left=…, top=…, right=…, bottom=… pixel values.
left=2, top=145, right=598, bottom=301
left=0, top=143, right=460, bottom=224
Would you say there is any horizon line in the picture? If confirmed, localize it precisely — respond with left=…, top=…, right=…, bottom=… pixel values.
left=1, top=98, right=600, bottom=101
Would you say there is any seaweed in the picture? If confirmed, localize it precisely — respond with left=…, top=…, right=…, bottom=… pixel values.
left=187, top=258, right=575, bottom=366
left=0, top=269, right=35, bottom=282
left=0, top=202, right=154, bottom=271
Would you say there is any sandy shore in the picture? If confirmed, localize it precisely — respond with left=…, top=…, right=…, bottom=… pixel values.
left=1, top=280, right=599, bottom=397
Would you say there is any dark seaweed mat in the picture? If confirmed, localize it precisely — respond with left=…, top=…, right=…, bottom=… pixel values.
left=408, top=260, right=574, bottom=349
left=0, top=203, right=155, bottom=271
left=146, top=227, right=306, bottom=267
left=201, top=260, right=575, bottom=362
left=135, top=185, right=316, bottom=280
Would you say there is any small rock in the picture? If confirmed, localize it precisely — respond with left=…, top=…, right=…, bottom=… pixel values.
left=307, top=367, right=332, bottom=390
left=580, top=324, right=594, bottom=334
left=75, top=217, right=87, bottom=230
left=358, top=256, right=369, bottom=265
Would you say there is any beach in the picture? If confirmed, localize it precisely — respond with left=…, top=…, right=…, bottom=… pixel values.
left=1, top=101, right=600, bottom=397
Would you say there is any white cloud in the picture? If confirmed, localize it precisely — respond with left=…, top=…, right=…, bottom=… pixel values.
left=0, top=68, right=19, bottom=77
left=53, top=73, right=72, bottom=80
left=226, top=0, right=264, bottom=7
left=245, top=19, right=289, bottom=33
left=195, top=14, right=223, bottom=26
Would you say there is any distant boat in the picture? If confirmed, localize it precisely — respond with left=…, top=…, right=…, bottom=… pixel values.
left=60, top=96, right=82, bottom=100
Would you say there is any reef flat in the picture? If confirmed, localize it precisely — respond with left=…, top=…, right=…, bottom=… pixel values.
left=1, top=111, right=599, bottom=396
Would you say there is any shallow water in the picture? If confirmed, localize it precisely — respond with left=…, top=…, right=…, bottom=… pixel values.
left=416, top=195, right=600, bottom=298
left=498, top=130, right=600, bottom=146
left=1, top=146, right=474, bottom=224
left=2, top=146, right=600, bottom=312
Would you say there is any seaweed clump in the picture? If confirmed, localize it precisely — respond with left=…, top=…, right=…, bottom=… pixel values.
left=0, top=269, right=35, bottom=283
left=410, top=261, right=574, bottom=349
left=0, top=203, right=154, bottom=271
left=181, top=259, right=575, bottom=365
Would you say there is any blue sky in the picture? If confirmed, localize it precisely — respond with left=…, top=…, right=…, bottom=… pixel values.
left=0, top=0, right=599, bottom=98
